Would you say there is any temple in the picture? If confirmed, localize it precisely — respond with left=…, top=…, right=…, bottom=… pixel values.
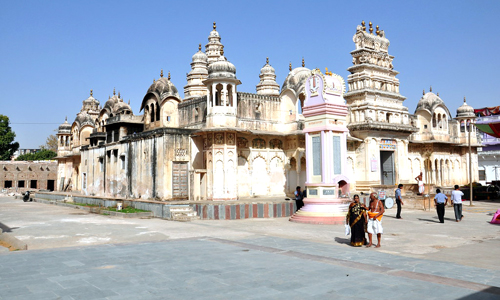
left=56, top=21, right=479, bottom=201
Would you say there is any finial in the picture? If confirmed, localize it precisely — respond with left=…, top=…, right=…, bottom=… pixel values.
left=220, top=47, right=224, bottom=56
left=118, top=91, right=121, bottom=98
left=128, top=99, right=130, bottom=105
left=423, top=89, right=425, bottom=95
left=369, top=22, right=373, bottom=34
left=464, top=96, right=466, bottom=103
left=90, top=89, right=93, bottom=97
left=266, top=57, right=269, bottom=64
left=302, top=58, right=305, bottom=67
left=198, top=43, right=201, bottom=51
left=289, top=62, right=292, bottom=71
left=362, top=20, right=366, bottom=31
left=376, top=25, right=380, bottom=35
left=437, top=92, right=439, bottom=97
left=326, top=67, right=328, bottom=74
left=213, top=22, right=216, bottom=30
left=168, top=71, right=171, bottom=81
left=153, top=78, right=155, bottom=83
left=160, top=69, right=163, bottom=78
left=430, top=86, right=432, bottom=92
left=65, top=116, right=67, bottom=122
left=113, top=87, right=116, bottom=95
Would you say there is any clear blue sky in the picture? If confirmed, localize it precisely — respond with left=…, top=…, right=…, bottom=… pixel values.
left=1, top=0, right=498, bottom=148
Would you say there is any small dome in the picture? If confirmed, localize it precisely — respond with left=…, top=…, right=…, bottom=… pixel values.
left=58, top=118, right=71, bottom=134
left=192, top=49, right=208, bottom=63
left=146, top=77, right=180, bottom=100
left=281, top=67, right=311, bottom=95
left=457, top=98, right=475, bottom=118
left=415, top=92, right=450, bottom=116
left=81, top=90, right=100, bottom=111
left=114, top=101, right=132, bottom=115
left=207, top=55, right=237, bottom=79
left=74, top=111, right=95, bottom=128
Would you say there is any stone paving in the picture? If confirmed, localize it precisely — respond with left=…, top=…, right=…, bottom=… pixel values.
left=0, top=196, right=499, bottom=299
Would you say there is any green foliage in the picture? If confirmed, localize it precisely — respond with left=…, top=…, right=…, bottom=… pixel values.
left=16, top=149, right=57, bottom=161
left=0, top=115, right=19, bottom=160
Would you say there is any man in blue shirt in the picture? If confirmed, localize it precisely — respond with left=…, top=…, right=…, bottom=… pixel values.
left=434, top=188, right=448, bottom=223
left=395, top=184, right=404, bottom=219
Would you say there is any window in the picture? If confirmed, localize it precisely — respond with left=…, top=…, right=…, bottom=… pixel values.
left=4, top=180, right=12, bottom=188
left=99, top=158, right=104, bottom=171
left=424, top=125, right=428, bottom=129
left=30, top=180, right=37, bottom=188
left=120, top=155, right=126, bottom=169
left=18, top=180, right=25, bottom=188
left=479, top=170, right=486, bottom=181
left=167, top=116, right=171, bottom=122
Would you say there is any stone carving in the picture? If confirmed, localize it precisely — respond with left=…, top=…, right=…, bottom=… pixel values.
left=269, top=139, right=283, bottom=149
left=252, top=138, right=266, bottom=149
left=237, top=137, right=248, bottom=148
left=227, top=133, right=235, bottom=145
left=207, top=135, right=213, bottom=148
left=214, top=133, right=224, bottom=144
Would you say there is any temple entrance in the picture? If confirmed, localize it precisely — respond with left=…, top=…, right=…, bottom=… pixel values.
left=380, top=151, right=395, bottom=185
left=172, top=162, right=188, bottom=199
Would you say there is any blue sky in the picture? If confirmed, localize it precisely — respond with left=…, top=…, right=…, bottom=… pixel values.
left=1, top=0, right=498, bottom=148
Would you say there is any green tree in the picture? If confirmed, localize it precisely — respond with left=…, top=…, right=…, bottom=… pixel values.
left=16, top=149, right=57, bottom=161
left=0, top=115, right=19, bottom=160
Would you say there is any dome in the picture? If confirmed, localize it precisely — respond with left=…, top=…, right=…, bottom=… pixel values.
left=456, top=97, right=475, bottom=118
left=207, top=55, right=237, bottom=79
left=58, top=118, right=71, bottom=134
left=141, top=72, right=180, bottom=111
left=192, top=48, right=208, bottom=63
left=414, top=91, right=450, bottom=116
left=81, top=90, right=100, bottom=112
left=281, top=67, right=311, bottom=96
left=74, top=111, right=95, bottom=128
left=260, top=58, right=276, bottom=75
left=256, top=57, right=280, bottom=96
left=114, top=101, right=132, bottom=115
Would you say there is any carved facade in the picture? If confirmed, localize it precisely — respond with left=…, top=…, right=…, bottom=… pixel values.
left=56, top=22, right=478, bottom=200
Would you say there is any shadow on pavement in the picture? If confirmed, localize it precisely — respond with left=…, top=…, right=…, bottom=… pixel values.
left=456, top=286, right=500, bottom=299
left=334, top=237, right=350, bottom=245
left=0, top=222, right=17, bottom=232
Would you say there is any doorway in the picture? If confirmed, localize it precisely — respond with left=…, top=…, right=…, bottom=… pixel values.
left=380, top=151, right=395, bottom=185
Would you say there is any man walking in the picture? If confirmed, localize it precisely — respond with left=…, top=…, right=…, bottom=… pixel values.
left=434, top=188, right=448, bottom=223
left=366, top=192, right=385, bottom=248
left=395, top=184, right=404, bottom=219
left=451, top=185, right=464, bottom=222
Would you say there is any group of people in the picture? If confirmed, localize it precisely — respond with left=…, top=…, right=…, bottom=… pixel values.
left=345, top=183, right=465, bottom=248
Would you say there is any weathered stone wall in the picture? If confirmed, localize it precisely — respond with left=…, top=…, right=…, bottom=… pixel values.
left=0, top=161, right=57, bottom=193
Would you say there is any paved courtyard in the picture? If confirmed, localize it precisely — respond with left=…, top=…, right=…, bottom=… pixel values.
left=0, top=196, right=499, bottom=299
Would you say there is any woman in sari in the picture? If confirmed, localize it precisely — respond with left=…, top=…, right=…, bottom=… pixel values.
left=345, top=194, right=367, bottom=247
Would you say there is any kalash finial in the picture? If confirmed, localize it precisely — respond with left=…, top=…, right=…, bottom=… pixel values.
left=362, top=20, right=366, bottom=31
left=430, top=86, right=432, bottom=92
left=118, top=91, right=121, bottom=98
left=464, top=96, right=467, bottom=103
left=376, top=25, right=380, bottom=36
left=168, top=71, right=171, bottom=81
left=325, top=67, right=329, bottom=74
left=90, top=89, right=93, bottom=97
left=213, top=22, right=216, bottom=30
left=160, top=69, right=163, bottom=78
left=437, top=92, right=440, bottom=97
left=289, top=62, right=292, bottom=71
left=423, top=89, right=425, bottom=95
left=198, top=44, right=201, bottom=51
left=266, top=57, right=269, bottom=64
left=302, top=58, right=305, bottom=67
left=65, top=116, right=67, bottom=122
left=113, top=87, right=116, bottom=95
left=369, top=22, right=373, bottom=34
left=153, top=78, right=155, bottom=83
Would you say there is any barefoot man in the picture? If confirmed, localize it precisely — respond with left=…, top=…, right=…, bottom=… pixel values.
left=367, top=192, right=385, bottom=248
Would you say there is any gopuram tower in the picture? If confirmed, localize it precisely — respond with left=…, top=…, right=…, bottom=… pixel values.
left=344, top=21, right=417, bottom=191
left=290, top=69, right=350, bottom=225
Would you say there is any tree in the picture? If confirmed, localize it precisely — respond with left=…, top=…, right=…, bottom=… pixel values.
left=16, top=149, right=57, bottom=161
left=0, top=115, right=19, bottom=160
left=40, top=132, right=58, bottom=152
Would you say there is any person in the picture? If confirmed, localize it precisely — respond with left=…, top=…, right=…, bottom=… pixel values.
left=415, top=172, right=424, bottom=195
left=366, top=192, right=385, bottom=248
left=434, top=188, right=448, bottom=223
left=294, top=186, right=304, bottom=212
left=451, top=185, right=464, bottom=222
left=395, top=184, right=404, bottom=219
left=345, top=194, right=367, bottom=247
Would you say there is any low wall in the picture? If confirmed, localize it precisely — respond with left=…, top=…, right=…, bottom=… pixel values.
left=34, top=192, right=296, bottom=220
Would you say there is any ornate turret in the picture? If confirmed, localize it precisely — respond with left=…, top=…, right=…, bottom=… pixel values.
left=256, top=57, right=280, bottom=96
left=205, top=22, right=223, bottom=65
left=345, top=21, right=416, bottom=135
left=184, top=44, right=209, bottom=100
left=456, top=97, right=475, bottom=118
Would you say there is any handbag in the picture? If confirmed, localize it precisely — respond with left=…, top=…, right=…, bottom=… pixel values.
left=345, top=224, right=351, bottom=236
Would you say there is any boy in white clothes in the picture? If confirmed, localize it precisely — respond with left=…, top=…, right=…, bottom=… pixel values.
left=451, top=185, right=464, bottom=222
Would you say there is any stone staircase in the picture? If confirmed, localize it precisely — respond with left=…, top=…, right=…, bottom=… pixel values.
left=169, top=205, right=199, bottom=222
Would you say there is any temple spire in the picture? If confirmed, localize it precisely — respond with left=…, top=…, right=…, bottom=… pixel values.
left=213, top=22, right=216, bottom=30
left=160, top=69, right=163, bottom=78
left=302, top=58, right=305, bottom=67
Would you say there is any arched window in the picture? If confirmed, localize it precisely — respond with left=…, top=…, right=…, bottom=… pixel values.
left=155, top=102, right=160, bottom=121
left=460, top=120, right=465, bottom=132
left=215, top=84, right=223, bottom=106
left=298, top=93, right=305, bottom=114
left=227, top=84, right=233, bottom=106
left=432, top=113, right=437, bottom=127
left=150, top=104, right=155, bottom=122
left=386, top=113, right=391, bottom=123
